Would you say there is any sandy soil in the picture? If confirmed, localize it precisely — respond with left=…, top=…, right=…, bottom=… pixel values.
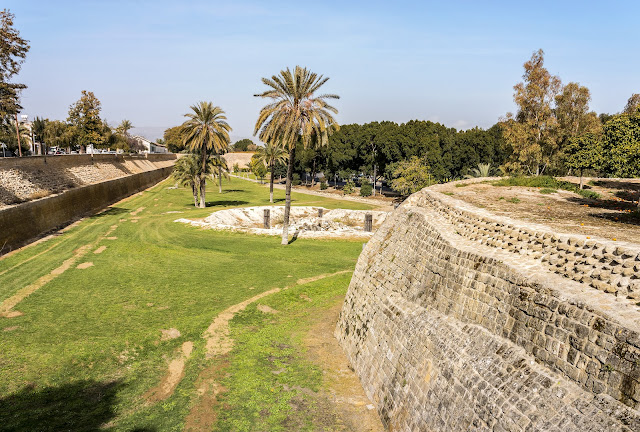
left=435, top=177, right=640, bottom=244
left=302, top=301, right=384, bottom=431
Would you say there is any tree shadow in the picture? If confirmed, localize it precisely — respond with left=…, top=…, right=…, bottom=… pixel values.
left=0, top=379, right=142, bottom=432
left=204, top=200, right=249, bottom=208
left=90, top=207, right=130, bottom=218
left=0, top=184, right=24, bottom=206
left=565, top=196, right=640, bottom=226
left=288, top=229, right=301, bottom=244
left=220, top=189, right=244, bottom=193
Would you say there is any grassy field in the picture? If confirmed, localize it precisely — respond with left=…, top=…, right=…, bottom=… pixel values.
left=0, top=177, right=373, bottom=431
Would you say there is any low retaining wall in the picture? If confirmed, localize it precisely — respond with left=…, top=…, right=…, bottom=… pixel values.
left=0, top=166, right=172, bottom=254
left=336, top=188, right=640, bottom=431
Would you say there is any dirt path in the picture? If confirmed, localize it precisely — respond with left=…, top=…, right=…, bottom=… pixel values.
left=184, top=269, right=360, bottom=430
left=303, top=301, right=384, bottom=432
left=204, top=287, right=281, bottom=358
left=0, top=224, right=118, bottom=318
left=144, top=341, right=194, bottom=403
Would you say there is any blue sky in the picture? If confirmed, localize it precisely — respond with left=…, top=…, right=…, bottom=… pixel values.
left=6, top=0, right=640, bottom=141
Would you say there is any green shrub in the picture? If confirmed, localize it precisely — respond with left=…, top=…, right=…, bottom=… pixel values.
left=492, top=176, right=600, bottom=199
left=360, top=182, right=373, bottom=197
left=320, top=181, right=328, bottom=190
left=540, top=188, right=557, bottom=194
left=292, top=173, right=301, bottom=186
left=343, top=179, right=355, bottom=195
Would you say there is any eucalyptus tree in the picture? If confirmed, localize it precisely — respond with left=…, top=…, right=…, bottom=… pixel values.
left=181, top=102, right=231, bottom=207
left=254, top=66, right=339, bottom=245
left=255, top=140, right=289, bottom=202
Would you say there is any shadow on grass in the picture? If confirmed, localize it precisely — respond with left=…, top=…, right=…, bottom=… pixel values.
left=288, top=229, right=300, bottom=244
left=204, top=200, right=249, bottom=208
left=91, top=207, right=130, bottom=218
left=0, top=379, right=143, bottom=432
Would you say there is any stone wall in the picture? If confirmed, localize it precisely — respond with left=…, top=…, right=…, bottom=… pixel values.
left=0, top=154, right=176, bottom=207
left=0, top=165, right=173, bottom=254
left=336, top=188, right=640, bottom=431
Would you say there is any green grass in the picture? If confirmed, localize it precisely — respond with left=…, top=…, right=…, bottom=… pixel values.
left=217, top=272, right=351, bottom=431
left=492, top=176, right=600, bottom=199
left=507, top=197, right=521, bottom=204
left=0, top=177, right=373, bottom=431
left=539, top=188, right=558, bottom=194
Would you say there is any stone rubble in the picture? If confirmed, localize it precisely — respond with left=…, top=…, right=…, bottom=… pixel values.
left=176, top=206, right=389, bottom=239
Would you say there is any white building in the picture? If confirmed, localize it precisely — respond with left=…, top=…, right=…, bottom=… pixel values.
left=131, top=135, right=168, bottom=154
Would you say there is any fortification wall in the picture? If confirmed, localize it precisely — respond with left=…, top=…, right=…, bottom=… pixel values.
left=0, top=153, right=176, bottom=207
left=0, top=163, right=173, bottom=254
left=336, top=188, right=640, bottom=431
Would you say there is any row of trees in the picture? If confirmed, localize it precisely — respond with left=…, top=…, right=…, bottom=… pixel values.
left=502, top=49, right=640, bottom=185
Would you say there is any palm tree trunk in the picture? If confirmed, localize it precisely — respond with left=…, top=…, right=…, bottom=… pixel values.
left=192, top=181, right=198, bottom=206
left=281, top=146, right=296, bottom=245
left=270, top=162, right=275, bottom=203
left=218, top=166, right=222, bottom=193
left=200, top=153, right=207, bottom=208
left=15, top=114, right=22, bottom=157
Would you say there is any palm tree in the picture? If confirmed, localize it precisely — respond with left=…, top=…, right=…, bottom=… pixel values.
left=254, top=66, right=339, bottom=244
left=32, top=117, right=47, bottom=155
left=172, top=154, right=200, bottom=206
left=209, top=152, right=230, bottom=193
left=118, top=119, right=133, bottom=137
left=0, top=116, right=31, bottom=156
left=255, top=140, right=289, bottom=203
left=465, top=163, right=492, bottom=178
left=181, top=102, right=231, bottom=208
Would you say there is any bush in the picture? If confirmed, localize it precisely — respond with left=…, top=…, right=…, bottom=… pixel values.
left=343, top=179, right=355, bottom=195
left=292, top=173, right=301, bottom=186
left=320, top=181, right=328, bottom=190
left=360, top=182, right=373, bottom=197
left=492, top=176, right=600, bottom=199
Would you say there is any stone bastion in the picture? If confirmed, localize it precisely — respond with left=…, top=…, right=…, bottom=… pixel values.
left=336, top=187, right=640, bottom=431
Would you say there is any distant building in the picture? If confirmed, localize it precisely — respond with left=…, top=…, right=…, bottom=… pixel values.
left=131, top=135, right=168, bottom=154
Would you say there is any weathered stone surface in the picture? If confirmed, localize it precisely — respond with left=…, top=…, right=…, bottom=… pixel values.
left=336, top=188, right=640, bottom=431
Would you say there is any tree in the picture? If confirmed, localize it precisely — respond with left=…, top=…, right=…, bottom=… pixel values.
left=32, top=116, right=46, bottom=155
left=117, top=119, right=133, bottom=137
left=172, top=154, right=200, bottom=206
left=601, top=111, right=640, bottom=178
left=254, top=66, right=339, bottom=245
left=181, top=101, right=231, bottom=207
left=624, top=94, right=640, bottom=114
left=44, top=120, right=75, bottom=153
left=232, top=138, right=254, bottom=152
left=0, top=10, right=30, bottom=157
left=250, top=155, right=268, bottom=183
left=555, top=82, right=600, bottom=144
left=502, top=49, right=562, bottom=175
left=0, top=115, right=30, bottom=155
left=67, top=91, right=105, bottom=152
left=564, top=133, right=603, bottom=189
left=163, top=126, right=185, bottom=153
left=254, top=141, right=288, bottom=202
left=390, top=156, right=432, bottom=197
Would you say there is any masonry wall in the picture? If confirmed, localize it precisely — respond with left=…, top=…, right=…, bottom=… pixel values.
left=0, top=153, right=177, bottom=207
left=0, top=166, right=172, bottom=254
left=336, top=188, right=640, bottom=431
